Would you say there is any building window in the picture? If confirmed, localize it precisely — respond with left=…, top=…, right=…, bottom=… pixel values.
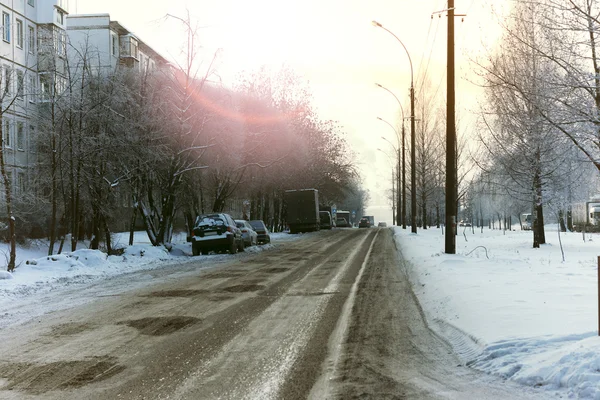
left=39, top=74, right=50, bottom=99
left=53, top=30, right=66, bottom=57
left=16, top=122, right=23, bottom=150
left=28, top=74, right=36, bottom=102
left=29, top=124, right=35, bottom=152
left=3, top=119, right=10, bottom=148
left=17, top=172, right=24, bottom=194
left=120, top=36, right=139, bottom=59
left=56, top=10, right=64, bottom=25
left=2, top=12, right=10, bottom=43
left=4, top=67, right=10, bottom=95
left=111, top=34, right=118, bottom=56
left=5, top=171, right=11, bottom=192
left=27, top=0, right=35, bottom=7
left=16, top=70, right=23, bottom=98
left=28, top=26, right=34, bottom=53
left=15, top=19, right=23, bottom=48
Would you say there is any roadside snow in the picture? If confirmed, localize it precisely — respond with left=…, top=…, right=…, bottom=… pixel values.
left=0, top=231, right=290, bottom=311
left=395, top=225, right=600, bottom=399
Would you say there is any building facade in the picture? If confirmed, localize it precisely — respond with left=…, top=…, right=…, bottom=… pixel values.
left=0, top=1, right=167, bottom=205
left=66, top=13, right=167, bottom=78
left=0, top=0, right=68, bottom=198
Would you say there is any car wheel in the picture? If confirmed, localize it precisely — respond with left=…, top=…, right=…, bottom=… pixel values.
left=192, top=243, right=200, bottom=256
left=238, top=239, right=245, bottom=252
left=229, top=241, right=238, bottom=254
left=201, top=249, right=209, bottom=255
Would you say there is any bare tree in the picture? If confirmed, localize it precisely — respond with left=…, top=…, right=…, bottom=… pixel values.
left=474, top=1, right=578, bottom=246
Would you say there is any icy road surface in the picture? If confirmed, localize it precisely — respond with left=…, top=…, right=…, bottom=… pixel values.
left=0, top=228, right=548, bottom=399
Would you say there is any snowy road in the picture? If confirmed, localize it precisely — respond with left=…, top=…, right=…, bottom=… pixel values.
left=0, top=228, right=548, bottom=399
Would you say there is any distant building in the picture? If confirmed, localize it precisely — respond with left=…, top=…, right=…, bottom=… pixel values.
left=66, top=13, right=168, bottom=78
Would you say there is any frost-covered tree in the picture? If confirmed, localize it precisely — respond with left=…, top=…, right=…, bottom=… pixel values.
left=475, top=1, right=577, bottom=246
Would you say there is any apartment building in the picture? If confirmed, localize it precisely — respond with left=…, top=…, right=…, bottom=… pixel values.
left=66, top=13, right=168, bottom=78
left=0, top=1, right=167, bottom=203
left=0, top=0, right=68, bottom=197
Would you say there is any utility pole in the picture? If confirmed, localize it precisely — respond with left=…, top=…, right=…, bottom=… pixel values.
left=396, top=149, right=401, bottom=226
left=401, top=123, right=406, bottom=229
left=392, top=168, right=396, bottom=225
left=410, top=84, right=416, bottom=234
left=445, top=0, right=457, bottom=253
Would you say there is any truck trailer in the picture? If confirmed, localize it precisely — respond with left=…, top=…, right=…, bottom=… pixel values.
left=572, top=200, right=600, bottom=232
left=336, top=210, right=351, bottom=227
left=284, top=189, right=320, bottom=233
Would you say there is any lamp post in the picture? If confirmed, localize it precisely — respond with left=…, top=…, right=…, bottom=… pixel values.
left=372, top=20, right=416, bottom=233
left=377, top=116, right=401, bottom=227
left=375, top=83, right=406, bottom=230
left=377, top=148, right=396, bottom=225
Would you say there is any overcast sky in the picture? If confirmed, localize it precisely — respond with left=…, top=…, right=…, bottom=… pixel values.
left=73, top=0, right=504, bottom=217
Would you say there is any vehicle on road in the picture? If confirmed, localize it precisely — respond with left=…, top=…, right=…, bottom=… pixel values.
left=336, top=217, right=349, bottom=227
left=235, top=220, right=258, bottom=247
left=336, top=211, right=351, bottom=227
left=191, top=213, right=244, bottom=255
left=358, top=217, right=371, bottom=228
left=284, top=189, right=321, bottom=233
left=249, top=220, right=271, bottom=244
left=319, top=211, right=333, bottom=229
left=378, top=222, right=387, bottom=227
left=572, top=199, right=600, bottom=232
left=520, top=213, right=532, bottom=230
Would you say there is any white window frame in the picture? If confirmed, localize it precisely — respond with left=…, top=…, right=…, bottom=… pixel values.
left=39, top=74, right=50, bottom=100
left=15, top=19, right=22, bottom=48
left=29, top=124, right=35, bottom=153
left=4, top=66, right=11, bottom=95
left=111, top=33, right=118, bottom=56
left=56, top=10, right=64, bottom=25
left=16, top=70, right=23, bottom=99
left=28, top=25, right=34, bottom=54
left=2, top=12, right=10, bottom=43
left=3, top=119, right=11, bottom=149
left=28, top=74, right=36, bottom=103
left=17, top=172, right=24, bottom=194
left=16, top=121, right=23, bottom=150
left=5, top=171, right=11, bottom=193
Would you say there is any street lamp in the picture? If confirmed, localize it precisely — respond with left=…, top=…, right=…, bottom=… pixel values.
left=375, top=83, right=406, bottom=230
left=372, top=20, right=417, bottom=234
left=377, top=116, right=402, bottom=227
left=377, top=147, right=396, bottom=225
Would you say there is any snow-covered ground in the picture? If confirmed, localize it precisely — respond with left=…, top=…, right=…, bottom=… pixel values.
left=395, top=225, right=600, bottom=399
left=1, top=226, right=598, bottom=398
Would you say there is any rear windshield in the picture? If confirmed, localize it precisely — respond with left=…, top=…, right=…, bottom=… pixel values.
left=197, top=216, right=225, bottom=227
left=250, top=221, right=265, bottom=229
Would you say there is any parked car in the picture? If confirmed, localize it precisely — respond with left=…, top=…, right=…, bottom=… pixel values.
left=336, top=217, right=349, bottom=227
left=191, top=213, right=244, bottom=255
left=249, top=220, right=271, bottom=244
left=358, top=217, right=371, bottom=228
left=319, top=211, right=333, bottom=230
left=377, top=222, right=388, bottom=227
left=235, top=219, right=258, bottom=247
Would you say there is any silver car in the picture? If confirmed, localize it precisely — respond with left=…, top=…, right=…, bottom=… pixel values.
left=235, top=220, right=258, bottom=247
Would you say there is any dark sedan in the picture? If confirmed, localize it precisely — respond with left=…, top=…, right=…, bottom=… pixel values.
left=249, top=220, right=271, bottom=244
